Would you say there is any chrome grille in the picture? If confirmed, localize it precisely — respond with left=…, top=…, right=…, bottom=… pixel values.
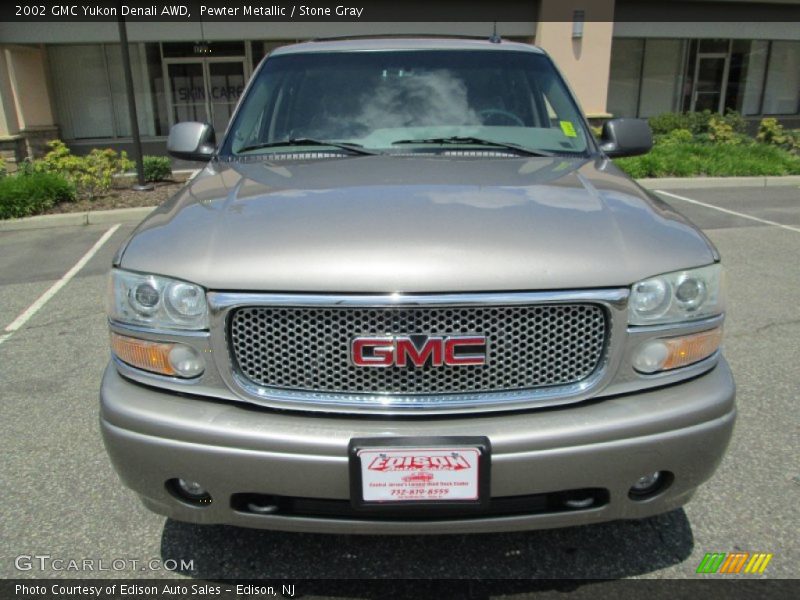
left=229, top=304, right=607, bottom=396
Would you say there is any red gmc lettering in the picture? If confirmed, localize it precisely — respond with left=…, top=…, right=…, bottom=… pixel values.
left=351, top=338, right=394, bottom=367
left=352, top=335, right=487, bottom=367
left=445, top=336, right=487, bottom=366
left=395, top=337, right=444, bottom=367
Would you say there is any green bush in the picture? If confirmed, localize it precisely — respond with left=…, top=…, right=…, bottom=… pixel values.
left=721, top=109, right=747, bottom=134
left=36, top=140, right=134, bottom=200
left=648, top=112, right=690, bottom=135
left=0, top=156, right=6, bottom=177
left=656, top=128, right=694, bottom=146
left=142, top=155, right=172, bottom=182
left=708, top=116, right=742, bottom=145
left=684, top=111, right=713, bottom=135
left=615, top=142, right=800, bottom=179
left=649, top=110, right=714, bottom=135
left=0, top=171, right=76, bottom=219
left=757, top=118, right=800, bottom=154
left=647, top=109, right=750, bottom=138
left=787, top=130, right=800, bottom=155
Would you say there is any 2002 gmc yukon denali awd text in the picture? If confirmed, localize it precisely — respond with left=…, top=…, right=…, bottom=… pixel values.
left=100, top=38, right=735, bottom=534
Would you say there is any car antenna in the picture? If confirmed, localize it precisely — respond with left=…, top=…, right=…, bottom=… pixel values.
left=489, top=22, right=502, bottom=44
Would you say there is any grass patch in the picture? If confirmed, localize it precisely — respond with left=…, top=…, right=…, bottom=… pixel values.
left=615, top=142, right=800, bottom=179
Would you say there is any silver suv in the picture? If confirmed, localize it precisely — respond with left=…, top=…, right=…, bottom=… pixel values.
left=101, top=38, right=735, bottom=534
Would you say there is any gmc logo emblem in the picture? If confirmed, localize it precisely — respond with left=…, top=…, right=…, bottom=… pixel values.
left=351, top=335, right=487, bottom=368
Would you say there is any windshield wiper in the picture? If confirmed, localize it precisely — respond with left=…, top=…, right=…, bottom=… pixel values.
left=237, top=138, right=378, bottom=156
left=392, top=136, right=555, bottom=157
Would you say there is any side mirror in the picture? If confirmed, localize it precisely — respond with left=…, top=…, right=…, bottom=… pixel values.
left=599, top=118, right=653, bottom=158
left=167, top=122, right=216, bottom=161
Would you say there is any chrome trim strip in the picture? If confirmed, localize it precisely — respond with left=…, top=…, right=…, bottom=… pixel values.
left=208, top=289, right=630, bottom=309
left=205, top=289, right=630, bottom=415
left=107, top=319, right=209, bottom=339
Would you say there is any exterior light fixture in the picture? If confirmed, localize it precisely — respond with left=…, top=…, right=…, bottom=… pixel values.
left=572, top=10, right=585, bottom=39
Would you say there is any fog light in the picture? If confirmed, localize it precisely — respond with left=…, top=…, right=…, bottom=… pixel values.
left=177, top=478, right=206, bottom=496
left=168, top=345, right=205, bottom=378
left=632, top=472, right=661, bottom=492
left=172, top=478, right=212, bottom=504
left=632, top=339, right=669, bottom=373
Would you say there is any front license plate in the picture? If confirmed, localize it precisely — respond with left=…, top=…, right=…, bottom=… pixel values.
left=349, top=437, right=490, bottom=507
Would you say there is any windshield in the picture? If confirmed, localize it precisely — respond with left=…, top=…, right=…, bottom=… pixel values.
left=221, top=49, right=593, bottom=157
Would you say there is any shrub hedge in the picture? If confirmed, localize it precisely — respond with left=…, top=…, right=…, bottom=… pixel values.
left=36, top=140, right=134, bottom=200
left=647, top=110, right=746, bottom=136
left=614, top=141, right=800, bottom=179
left=142, top=155, right=172, bottom=182
left=0, top=171, right=76, bottom=219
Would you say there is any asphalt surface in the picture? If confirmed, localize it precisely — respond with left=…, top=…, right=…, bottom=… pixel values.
left=0, top=185, right=798, bottom=590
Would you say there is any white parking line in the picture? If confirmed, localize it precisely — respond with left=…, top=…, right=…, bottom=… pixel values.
left=0, top=224, right=121, bottom=346
left=655, top=189, right=800, bottom=234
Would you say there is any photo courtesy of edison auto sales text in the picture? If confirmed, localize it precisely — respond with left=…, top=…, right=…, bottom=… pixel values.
left=14, top=583, right=283, bottom=597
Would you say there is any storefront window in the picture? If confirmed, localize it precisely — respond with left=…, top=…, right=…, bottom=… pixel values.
left=607, top=38, right=685, bottom=118
left=639, top=40, right=685, bottom=117
left=48, top=45, right=115, bottom=139
left=607, top=38, right=644, bottom=118
left=726, top=40, right=768, bottom=116
left=48, top=43, right=161, bottom=139
left=762, top=41, right=800, bottom=115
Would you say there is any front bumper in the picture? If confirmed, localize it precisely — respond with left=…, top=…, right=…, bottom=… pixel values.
left=100, top=359, right=735, bottom=534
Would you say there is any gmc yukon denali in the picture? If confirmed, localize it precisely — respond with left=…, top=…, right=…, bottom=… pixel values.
left=100, top=38, right=735, bottom=534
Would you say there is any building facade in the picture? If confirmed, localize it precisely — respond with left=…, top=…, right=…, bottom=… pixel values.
left=0, top=0, right=798, bottom=167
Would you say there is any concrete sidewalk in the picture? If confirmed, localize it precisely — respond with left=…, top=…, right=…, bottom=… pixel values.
left=2, top=175, right=798, bottom=232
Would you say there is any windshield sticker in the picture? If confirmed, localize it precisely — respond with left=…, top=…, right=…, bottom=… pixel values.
left=560, top=121, right=578, bottom=138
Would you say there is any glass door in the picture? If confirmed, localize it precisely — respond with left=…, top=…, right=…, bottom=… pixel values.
left=166, top=61, right=209, bottom=125
left=164, top=58, right=246, bottom=131
left=690, top=40, right=732, bottom=113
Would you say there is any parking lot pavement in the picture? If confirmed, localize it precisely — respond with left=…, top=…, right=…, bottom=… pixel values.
left=0, top=184, right=798, bottom=586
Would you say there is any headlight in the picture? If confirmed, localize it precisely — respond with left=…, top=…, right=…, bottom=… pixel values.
left=629, top=264, right=724, bottom=325
left=107, top=269, right=208, bottom=330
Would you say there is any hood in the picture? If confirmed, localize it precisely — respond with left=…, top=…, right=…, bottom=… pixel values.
left=119, top=155, right=716, bottom=292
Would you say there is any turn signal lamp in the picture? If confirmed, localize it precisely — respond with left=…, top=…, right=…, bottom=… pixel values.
left=110, top=333, right=205, bottom=378
left=633, top=328, right=723, bottom=374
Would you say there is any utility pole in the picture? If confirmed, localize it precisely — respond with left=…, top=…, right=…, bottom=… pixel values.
left=117, top=15, right=153, bottom=191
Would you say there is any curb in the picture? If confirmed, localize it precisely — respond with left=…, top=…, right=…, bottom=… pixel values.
left=0, top=206, right=156, bottom=231
left=637, top=175, right=800, bottom=190
left=1, top=175, right=798, bottom=232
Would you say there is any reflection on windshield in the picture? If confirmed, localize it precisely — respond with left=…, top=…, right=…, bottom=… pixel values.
left=224, top=50, right=591, bottom=156
left=353, top=70, right=481, bottom=131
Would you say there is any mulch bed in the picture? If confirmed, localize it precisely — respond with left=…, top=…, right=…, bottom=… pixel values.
left=43, top=174, right=190, bottom=215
